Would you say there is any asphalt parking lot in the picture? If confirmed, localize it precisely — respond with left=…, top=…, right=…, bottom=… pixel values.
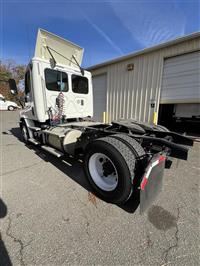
left=0, top=111, right=199, bottom=266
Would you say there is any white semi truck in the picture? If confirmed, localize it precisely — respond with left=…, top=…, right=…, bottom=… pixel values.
left=9, top=29, right=193, bottom=212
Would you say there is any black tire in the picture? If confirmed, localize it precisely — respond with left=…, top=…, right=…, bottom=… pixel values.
left=84, top=136, right=136, bottom=204
left=20, top=121, right=29, bottom=143
left=110, top=134, right=146, bottom=193
left=110, top=134, right=146, bottom=158
left=8, top=106, right=15, bottom=111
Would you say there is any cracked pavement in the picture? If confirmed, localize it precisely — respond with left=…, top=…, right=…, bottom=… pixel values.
left=0, top=111, right=199, bottom=265
left=161, top=207, right=180, bottom=264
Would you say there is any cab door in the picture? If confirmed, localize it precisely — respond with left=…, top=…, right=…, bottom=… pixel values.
left=20, top=66, right=36, bottom=120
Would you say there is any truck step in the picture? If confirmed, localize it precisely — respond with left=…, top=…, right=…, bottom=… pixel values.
left=41, top=145, right=64, bottom=158
left=29, top=126, right=41, bottom=131
left=28, top=138, right=41, bottom=145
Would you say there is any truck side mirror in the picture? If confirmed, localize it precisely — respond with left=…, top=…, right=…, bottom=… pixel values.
left=8, top=79, right=18, bottom=95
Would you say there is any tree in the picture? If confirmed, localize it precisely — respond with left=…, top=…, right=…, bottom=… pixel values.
left=0, top=60, right=26, bottom=102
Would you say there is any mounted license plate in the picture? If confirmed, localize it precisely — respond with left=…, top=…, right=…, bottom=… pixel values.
left=140, top=154, right=166, bottom=213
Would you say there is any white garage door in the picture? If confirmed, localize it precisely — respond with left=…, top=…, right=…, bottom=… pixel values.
left=92, top=74, right=107, bottom=121
left=161, top=51, right=200, bottom=103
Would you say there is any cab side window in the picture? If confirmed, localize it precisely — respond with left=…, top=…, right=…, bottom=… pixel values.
left=72, top=75, right=88, bottom=94
left=25, top=71, right=31, bottom=95
left=45, top=69, right=68, bottom=92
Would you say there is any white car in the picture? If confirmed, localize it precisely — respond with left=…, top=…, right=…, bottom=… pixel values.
left=0, top=94, right=19, bottom=111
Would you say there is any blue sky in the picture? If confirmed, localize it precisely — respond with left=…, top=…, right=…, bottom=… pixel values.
left=1, top=0, right=200, bottom=67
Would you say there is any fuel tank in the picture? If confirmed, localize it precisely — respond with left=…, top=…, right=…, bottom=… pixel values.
left=45, top=127, right=82, bottom=155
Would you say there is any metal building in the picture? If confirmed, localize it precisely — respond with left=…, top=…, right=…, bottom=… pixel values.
left=88, top=32, right=200, bottom=125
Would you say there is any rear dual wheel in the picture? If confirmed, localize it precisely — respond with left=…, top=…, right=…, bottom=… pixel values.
left=84, top=135, right=145, bottom=204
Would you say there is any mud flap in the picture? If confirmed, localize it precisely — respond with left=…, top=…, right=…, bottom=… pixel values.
left=140, top=154, right=166, bottom=213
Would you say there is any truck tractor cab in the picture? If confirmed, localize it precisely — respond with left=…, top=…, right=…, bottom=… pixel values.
left=22, top=29, right=93, bottom=125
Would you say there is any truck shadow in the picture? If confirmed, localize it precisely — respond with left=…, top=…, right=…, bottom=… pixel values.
left=9, top=127, right=140, bottom=214
left=0, top=198, right=12, bottom=266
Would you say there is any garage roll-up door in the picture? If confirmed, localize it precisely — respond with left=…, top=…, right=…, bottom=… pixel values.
left=161, top=51, right=200, bottom=104
left=92, top=74, right=107, bottom=121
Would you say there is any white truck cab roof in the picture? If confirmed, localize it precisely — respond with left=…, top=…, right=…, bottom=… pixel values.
left=34, top=28, right=84, bottom=70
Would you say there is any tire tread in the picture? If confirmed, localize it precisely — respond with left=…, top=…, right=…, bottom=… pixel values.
left=98, top=136, right=136, bottom=182
left=111, top=134, right=146, bottom=158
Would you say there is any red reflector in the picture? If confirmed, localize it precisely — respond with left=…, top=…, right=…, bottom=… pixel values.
left=159, top=155, right=166, bottom=163
left=141, top=177, right=148, bottom=190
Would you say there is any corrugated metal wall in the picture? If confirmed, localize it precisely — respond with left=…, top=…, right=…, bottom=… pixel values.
left=91, top=38, right=200, bottom=123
